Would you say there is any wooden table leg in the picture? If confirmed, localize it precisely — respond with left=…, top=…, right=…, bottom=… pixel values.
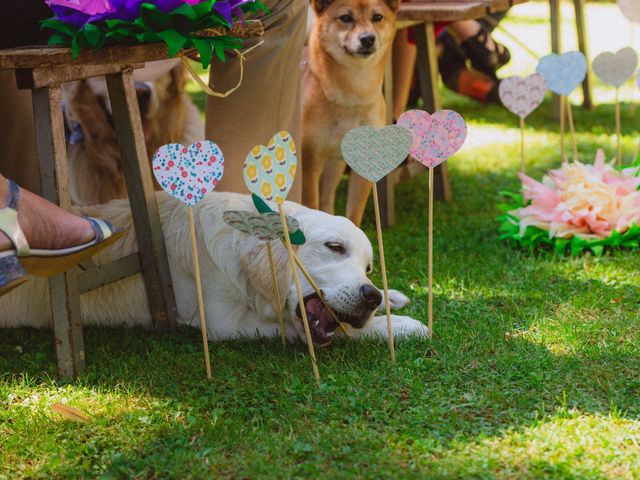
left=574, top=0, right=592, bottom=110
left=106, top=68, right=178, bottom=330
left=414, top=22, right=451, bottom=202
left=32, top=85, right=85, bottom=380
left=550, top=0, right=562, bottom=120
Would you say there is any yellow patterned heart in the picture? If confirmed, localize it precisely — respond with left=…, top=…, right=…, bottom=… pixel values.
left=243, top=131, right=297, bottom=204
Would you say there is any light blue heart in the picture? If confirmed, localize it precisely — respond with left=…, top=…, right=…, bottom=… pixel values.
left=536, top=51, right=587, bottom=96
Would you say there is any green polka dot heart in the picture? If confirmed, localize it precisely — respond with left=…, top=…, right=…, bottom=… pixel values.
left=152, top=141, right=224, bottom=206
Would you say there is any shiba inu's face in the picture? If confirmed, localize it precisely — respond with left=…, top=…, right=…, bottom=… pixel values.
left=312, top=0, right=398, bottom=64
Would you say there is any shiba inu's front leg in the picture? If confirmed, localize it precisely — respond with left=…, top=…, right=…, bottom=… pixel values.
left=319, top=158, right=347, bottom=214
left=346, top=171, right=373, bottom=226
left=301, top=144, right=323, bottom=210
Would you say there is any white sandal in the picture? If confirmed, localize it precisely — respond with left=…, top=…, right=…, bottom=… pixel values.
left=0, top=179, right=124, bottom=296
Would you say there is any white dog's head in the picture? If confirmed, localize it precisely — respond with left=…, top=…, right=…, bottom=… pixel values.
left=285, top=208, right=381, bottom=345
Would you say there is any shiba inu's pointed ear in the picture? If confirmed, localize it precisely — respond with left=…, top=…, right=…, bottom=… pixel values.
left=312, top=0, right=334, bottom=14
left=383, top=0, right=400, bottom=11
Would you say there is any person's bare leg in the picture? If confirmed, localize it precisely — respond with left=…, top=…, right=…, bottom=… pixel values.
left=0, top=175, right=95, bottom=252
left=392, top=28, right=417, bottom=120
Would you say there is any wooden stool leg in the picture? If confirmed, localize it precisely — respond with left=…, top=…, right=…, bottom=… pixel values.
left=106, top=69, right=178, bottom=330
left=32, top=86, right=85, bottom=380
left=414, top=22, right=451, bottom=202
left=574, top=0, right=592, bottom=109
left=550, top=0, right=562, bottom=120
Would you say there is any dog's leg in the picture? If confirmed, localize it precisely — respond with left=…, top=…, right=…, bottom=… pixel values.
left=377, top=289, right=410, bottom=312
left=346, top=172, right=372, bottom=226
left=347, top=314, right=429, bottom=340
left=301, top=145, right=322, bottom=210
left=319, top=158, right=347, bottom=214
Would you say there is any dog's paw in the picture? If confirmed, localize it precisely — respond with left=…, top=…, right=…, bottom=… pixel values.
left=378, top=289, right=410, bottom=312
left=391, top=315, right=429, bottom=338
left=353, top=314, right=429, bottom=340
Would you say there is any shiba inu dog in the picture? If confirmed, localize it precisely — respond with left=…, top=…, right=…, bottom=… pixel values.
left=301, top=0, right=399, bottom=226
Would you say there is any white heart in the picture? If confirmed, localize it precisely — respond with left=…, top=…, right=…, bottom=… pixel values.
left=499, top=74, right=547, bottom=118
left=592, top=47, right=638, bottom=87
left=619, top=0, right=640, bottom=23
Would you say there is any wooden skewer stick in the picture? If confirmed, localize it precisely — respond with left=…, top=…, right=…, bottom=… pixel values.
left=188, top=207, right=212, bottom=380
left=266, top=242, right=287, bottom=346
left=427, top=168, right=434, bottom=338
left=560, top=95, right=566, bottom=161
left=566, top=97, right=578, bottom=161
left=277, top=201, right=320, bottom=380
left=615, top=86, right=622, bottom=167
left=371, top=183, right=395, bottom=364
left=292, top=253, right=352, bottom=340
left=519, top=116, right=525, bottom=174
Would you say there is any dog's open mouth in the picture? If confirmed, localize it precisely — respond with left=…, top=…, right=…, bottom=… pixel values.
left=295, top=293, right=369, bottom=346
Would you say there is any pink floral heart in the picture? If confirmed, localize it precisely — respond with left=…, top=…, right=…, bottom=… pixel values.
left=152, top=141, right=224, bottom=206
left=499, top=74, right=547, bottom=118
left=397, top=110, right=467, bottom=168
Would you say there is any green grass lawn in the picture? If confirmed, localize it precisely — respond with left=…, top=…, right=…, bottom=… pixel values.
left=2, top=3, right=640, bottom=479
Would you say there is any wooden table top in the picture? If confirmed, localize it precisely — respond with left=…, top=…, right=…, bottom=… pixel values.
left=398, top=0, right=526, bottom=25
left=0, top=21, right=263, bottom=70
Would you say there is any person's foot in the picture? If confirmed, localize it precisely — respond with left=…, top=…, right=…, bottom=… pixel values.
left=0, top=177, right=95, bottom=253
left=460, top=26, right=510, bottom=80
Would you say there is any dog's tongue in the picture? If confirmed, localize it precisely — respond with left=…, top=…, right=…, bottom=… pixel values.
left=306, top=297, right=334, bottom=336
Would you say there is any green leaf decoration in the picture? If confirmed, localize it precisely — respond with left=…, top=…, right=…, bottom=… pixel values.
left=250, top=194, right=306, bottom=245
left=192, top=38, right=213, bottom=69
left=40, top=0, right=264, bottom=67
left=496, top=191, right=640, bottom=256
left=83, top=24, right=105, bottom=48
left=157, top=29, right=187, bottom=57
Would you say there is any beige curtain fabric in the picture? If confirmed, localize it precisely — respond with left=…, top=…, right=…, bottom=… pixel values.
left=205, top=0, right=307, bottom=202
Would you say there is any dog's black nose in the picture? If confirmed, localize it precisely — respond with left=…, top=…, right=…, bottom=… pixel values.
left=360, top=284, right=382, bottom=308
left=359, top=34, right=376, bottom=49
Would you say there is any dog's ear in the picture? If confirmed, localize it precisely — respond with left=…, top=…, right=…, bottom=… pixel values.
left=383, top=0, right=400, bottom=12
left=242, top=242, right=291, bottom=310
left=311, top=0, right=333, bottom=14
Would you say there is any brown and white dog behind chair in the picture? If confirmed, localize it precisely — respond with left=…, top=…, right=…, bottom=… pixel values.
left=63, top=61, right=204, bottom=206
left=301, top=0, right=399, bottom=226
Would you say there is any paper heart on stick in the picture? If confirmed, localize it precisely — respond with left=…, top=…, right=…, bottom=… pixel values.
left=498, top=74, right=547, bottom=118
left=396, top=110, right=467, bottom=168
left=243, top=131, right=297, bottom=204
left=536, top=51, right=587, bottom=96
left=153, top=141, right=224, bottom=206
left=340, top=125, right=413, bottom=182
left=592, top=47, right=638, bottom=87
left=223, top=210, right=300, bottom=242
left=619, top=0, right=640, bottom=23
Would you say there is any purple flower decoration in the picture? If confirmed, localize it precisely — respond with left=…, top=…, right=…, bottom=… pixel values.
left=45, top=0, right=257, bottom=28
left=46, top=0, right=114, bottom=15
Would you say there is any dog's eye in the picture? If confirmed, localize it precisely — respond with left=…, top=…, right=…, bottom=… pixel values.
left=366, top=264, right=373, bottom=274
left=339, top=14, right=354, bottom=23
left=325, top=242, right=346, bottom=254
left=372, top=13, right=383, bottom=22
